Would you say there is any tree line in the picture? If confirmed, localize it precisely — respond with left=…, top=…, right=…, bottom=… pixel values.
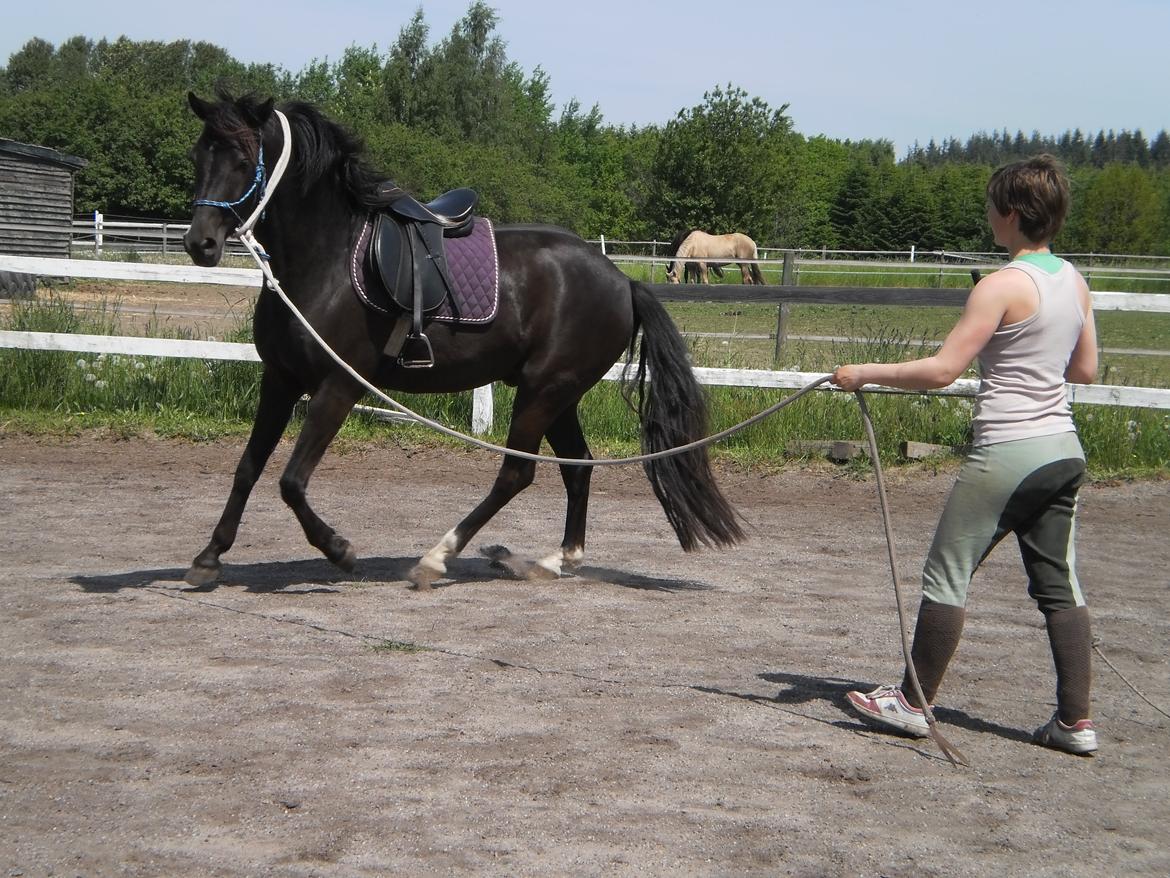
left=2, top=2, right=1168, bottom=256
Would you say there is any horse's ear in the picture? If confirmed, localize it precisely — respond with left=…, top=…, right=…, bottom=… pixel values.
left=242, top=97, right=275, bottom=128
left=188, top=91, right=214, bottom=120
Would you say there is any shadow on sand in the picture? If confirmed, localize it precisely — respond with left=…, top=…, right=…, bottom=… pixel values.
left=70, top=554, right=714, bottom=596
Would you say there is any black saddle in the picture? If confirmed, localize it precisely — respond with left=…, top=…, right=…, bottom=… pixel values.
left=367, top=184, right=479, bottom=367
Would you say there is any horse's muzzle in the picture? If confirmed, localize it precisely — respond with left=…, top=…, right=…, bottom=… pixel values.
left=183, top=227, right=224, bottom=267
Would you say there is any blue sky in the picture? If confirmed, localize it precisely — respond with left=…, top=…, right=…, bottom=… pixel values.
left=3, top=0, right=1168, bottom=156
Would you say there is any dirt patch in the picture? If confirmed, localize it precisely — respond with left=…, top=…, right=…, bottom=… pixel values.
left=1, top=432, right=1168, bottom=876
left=3, top=278, right=258, bottom=337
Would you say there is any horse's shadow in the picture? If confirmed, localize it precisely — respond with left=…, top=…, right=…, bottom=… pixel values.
left=572, top=564, right=713, bottom=593
left=70, top=555, right=712, bottom=595
left=72, top=555, right=419, bottom=594
left=694, top=670, right=1033, bottom=747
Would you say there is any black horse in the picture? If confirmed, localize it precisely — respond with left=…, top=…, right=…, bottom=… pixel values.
left=181, top=92, right=742, bottom=589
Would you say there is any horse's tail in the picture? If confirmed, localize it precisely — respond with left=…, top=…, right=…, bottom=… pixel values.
left=623, top=282, right=745, bottom=550
left=746, top=239, right=765, bottom=284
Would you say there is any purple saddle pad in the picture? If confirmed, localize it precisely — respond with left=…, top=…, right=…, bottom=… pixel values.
left=350, top=215, right=499, bottom=323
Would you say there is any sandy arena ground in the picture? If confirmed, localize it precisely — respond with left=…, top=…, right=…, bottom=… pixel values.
left=1, top=430, right=1168, bottom=877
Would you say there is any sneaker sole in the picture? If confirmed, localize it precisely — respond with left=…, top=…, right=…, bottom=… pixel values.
left=1033, top=734, right=1098, bottom=756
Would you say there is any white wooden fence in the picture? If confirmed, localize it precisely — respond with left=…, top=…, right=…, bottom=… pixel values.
left=2, top=254, right=1169, bottom=437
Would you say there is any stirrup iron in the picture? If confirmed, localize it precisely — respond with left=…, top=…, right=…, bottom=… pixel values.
left=398, top=332, right=435, bottom=368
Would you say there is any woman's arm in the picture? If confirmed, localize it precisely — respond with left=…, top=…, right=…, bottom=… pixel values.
left=832, top=273, right=1020, bottom=392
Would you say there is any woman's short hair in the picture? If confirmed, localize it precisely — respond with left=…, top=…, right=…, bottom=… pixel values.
left=986, top=154, right=1070, bottom=243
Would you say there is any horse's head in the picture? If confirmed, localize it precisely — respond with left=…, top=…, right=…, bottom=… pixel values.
left=183, top=91, right=275, bottom=267
left=664, top=228, right=694, bottom=284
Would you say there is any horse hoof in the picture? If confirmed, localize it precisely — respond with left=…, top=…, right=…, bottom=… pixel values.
left=479, top=544, right=512, bottom=562
left=184, top=562, right=221, bottom=588
left=407, top=564, right=438, bottom=591
left=326, top=537, right=357, bottom=573
left=479, top=545, right=552, bottom=580
left=335, top=546, right=357, bottom=573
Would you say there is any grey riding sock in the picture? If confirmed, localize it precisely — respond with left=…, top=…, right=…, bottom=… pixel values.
left=1044, top=606, right=1093, bottom=724
left=900, top=599, right=966, bottom=709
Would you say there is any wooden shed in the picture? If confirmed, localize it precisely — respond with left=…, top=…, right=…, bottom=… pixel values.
left=0, top=138, right=87, bottom=258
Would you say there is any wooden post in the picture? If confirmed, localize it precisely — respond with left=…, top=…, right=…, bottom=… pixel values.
left=472, top=384, right=493, bottom=435
left=773, top=250, right=794, bottom=366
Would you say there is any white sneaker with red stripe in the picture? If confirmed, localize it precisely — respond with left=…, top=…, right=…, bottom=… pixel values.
left=1033, top=713, right=1098, bottom=756
left=846, top=684, right=930, bottom=737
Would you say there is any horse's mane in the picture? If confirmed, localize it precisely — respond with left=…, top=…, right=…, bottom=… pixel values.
left=207, top=91, right=388, bottom=209
left=667, top=228, right=703, bottom=258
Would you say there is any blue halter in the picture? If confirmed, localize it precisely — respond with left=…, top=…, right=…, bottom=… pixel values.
left=193, top=139, right=267, bottom=228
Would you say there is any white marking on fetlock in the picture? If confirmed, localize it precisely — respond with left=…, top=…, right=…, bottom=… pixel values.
left=536, top=546, right=585, bottom=577
left=418, top=528, right=460, bottom=576
left=536, top=553, right=564, bottom=577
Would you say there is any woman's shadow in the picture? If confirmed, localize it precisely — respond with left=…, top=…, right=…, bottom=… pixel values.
left=696, top=670, right=1033, bottom=747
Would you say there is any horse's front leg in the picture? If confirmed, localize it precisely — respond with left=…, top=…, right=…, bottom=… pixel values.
left=186, top=368, right=300, bottom=586
left=279, top=374, right=366, bottom=572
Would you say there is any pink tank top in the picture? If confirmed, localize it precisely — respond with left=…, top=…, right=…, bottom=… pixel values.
left=972, top=258, right=1086, bottom=446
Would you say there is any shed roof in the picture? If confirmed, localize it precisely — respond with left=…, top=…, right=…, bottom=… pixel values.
left=0, top=139, right=87, bottom=172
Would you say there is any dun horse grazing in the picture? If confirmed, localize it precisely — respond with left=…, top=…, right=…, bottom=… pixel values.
left=664, top=228, right=724, bottom=284
left=181, top=92, right=743, bottom=589
left=665, top=230, right=765, bottom=285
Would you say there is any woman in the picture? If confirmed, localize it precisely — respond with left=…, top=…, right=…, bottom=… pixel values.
left=832, top=155, right=1100, bottom=755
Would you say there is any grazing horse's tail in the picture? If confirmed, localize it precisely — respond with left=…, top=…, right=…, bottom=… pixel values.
left=745, top=239, right=766, bottom=284
left=623, top=282, right=745, bottom=550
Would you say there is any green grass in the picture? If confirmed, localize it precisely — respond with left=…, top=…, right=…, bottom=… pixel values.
left=369, top=639, right=428, bottom=654
left=1, top=292, right=1167, bottom=478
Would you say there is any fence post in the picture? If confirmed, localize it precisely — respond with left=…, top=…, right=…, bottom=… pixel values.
left=162, top=223, right=168, bottom=256
left=94, top=210, right=103, bottom=256
left=773, top=250, right=794, bottom=367
left=472, top=384, right=494, bottom=435
left=599, top=234, right=606, bottom=256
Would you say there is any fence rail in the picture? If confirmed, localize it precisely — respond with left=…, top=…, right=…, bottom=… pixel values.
left=67, top=217, right=1170, bottom=281
left=2, top=255, right=1168, bottom=437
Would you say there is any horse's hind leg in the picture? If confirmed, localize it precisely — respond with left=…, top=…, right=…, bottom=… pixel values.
left=278, top=376, right=366, bottom=572
left=535, top=406, right=593, bottom=576
left=186, top=368, right=300, bottom=586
